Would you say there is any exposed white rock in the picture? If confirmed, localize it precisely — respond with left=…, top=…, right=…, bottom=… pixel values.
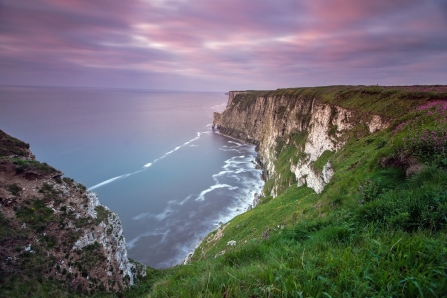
left=182, top=252, right=193, bottom=265
left=367, top=114, right=390, bottom=133
left=72, top=189, right=145, bottom=286
left=322, top=162, right=335, bottom=184
left=292, top=104, right=353, bottom=193
left=227, top=240, right=236, bottom=246
left=86, top=192, right=100, bottom=218
left=214, top=92, right=391, bottom=196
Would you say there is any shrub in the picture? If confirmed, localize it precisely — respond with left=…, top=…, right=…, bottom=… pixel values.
left=358, top=179, right=380, bottom=204
left=401, top=128, right=447, bottom=163
left=356, top=166, right=447, bottom=231
left=7, top=183, right=21, bottom=196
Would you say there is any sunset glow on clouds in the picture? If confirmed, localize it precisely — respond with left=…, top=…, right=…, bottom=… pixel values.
left=0, top=0, right=446, bottom=90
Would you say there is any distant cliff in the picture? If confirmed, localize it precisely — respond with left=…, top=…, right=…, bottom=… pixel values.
left=213, top=86, right=444, bottom=197
left=0, top=130, right=145, bottom=293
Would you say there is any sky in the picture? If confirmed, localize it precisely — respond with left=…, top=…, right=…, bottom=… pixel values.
left=0, top=0, right=446, bottom=91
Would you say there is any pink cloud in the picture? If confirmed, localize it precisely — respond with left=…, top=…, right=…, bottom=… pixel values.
left=0, top=0, right=446, bottom=90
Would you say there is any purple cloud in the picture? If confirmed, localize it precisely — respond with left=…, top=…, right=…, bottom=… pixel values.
left=0, top=0, right=446, bottom=90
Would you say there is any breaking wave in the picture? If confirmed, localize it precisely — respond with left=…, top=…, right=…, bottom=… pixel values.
left=88, top=132, right=210, bottom=190
left=126, top=137, right=264, bottom=268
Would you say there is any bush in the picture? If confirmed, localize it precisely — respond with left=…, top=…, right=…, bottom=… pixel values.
left=401, top=128, right=447, bottom=163
left=358, top=179, right=380, bottom=204
left=7, top=184, right=20, bottom=196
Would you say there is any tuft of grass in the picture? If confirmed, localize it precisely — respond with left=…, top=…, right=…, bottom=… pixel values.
left=11, top=158, right=58, bottom=175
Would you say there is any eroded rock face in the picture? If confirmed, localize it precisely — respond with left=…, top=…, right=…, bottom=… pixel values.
left=213, top=91, right=390, bottom=195
left=0, top=129, right=145, bottom=293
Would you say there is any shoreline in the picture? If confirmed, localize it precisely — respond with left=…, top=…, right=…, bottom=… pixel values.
left=180, top=128, right=265, bottom=266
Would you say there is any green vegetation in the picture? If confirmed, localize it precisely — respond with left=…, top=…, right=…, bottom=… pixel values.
left=7, top=183, right=21, bottom=196
left=0, top=129, right=30, bottom=158
left=94, top=205, right=110, bottom=225
left=312, top=150, right=334, bottom=173
left=15, top=198, right=55, bottom=233
left=230, top=86, right=447, bottom=119
left=11, top=158, right=58, bottom=174
left=272, top=132, right=308, bottom=194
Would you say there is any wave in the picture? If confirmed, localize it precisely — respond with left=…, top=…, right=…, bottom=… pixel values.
left=155, top=208, right=175, bottom=221
left=126, top=133, right=264, bottom=269
left=151, top=132, right=205, bottom=164
left=195, top=184, right=238, bottom=201
left=228, top=140, right=243, bottom=146
left=132, top=212, right=153, bottom=220
left=127, top=229, right=170, bottom=249
left=132, top=195, right=193, bottom=222
left=89, top=170, right=142, bottom=190
left=88, top=132, right=206, bottom=190
left=126, top=137, right=264, bottom=268
left=210, top=103, right=226, bottom=112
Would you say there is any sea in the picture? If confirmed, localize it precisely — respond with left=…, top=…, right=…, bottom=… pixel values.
left=0, top=86, right=264, bottom=268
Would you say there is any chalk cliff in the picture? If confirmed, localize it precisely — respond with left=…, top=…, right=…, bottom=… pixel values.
left=213, top=87, right=390, bottom=197
left=0, top=130, right=145, bottom=293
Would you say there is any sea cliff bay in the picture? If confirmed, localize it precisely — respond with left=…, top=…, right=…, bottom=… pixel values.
left=2, top=85, right=447, bottom=297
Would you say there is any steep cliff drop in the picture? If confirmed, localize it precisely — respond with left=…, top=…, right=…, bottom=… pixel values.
left=213, top=87, right=391, bottom=198
left=0, top=129, right=145, bottom=293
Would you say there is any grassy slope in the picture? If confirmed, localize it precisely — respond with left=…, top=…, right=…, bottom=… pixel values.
left=142, top=86, right=447, bottom=297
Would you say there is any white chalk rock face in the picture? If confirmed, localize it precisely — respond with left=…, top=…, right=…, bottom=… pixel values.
left=72, top=189, right=146, bottom=286
left=214, top=91, right=390, bottom=195
left=292, top=103, right=353, bottom=193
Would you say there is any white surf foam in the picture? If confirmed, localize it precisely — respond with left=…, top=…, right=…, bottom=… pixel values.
left=155, top=207, right=175, bottom=221
left=210, top=103, right=226, bottom=112
left=195, top=184, right=238, bottom=201
left=127, top=229, right=170, bottom=250
left=132, top=212, right=154, bottom=221
left=228, top=141, right=243, bottom=146
left=89, top=132, right=206, bottom=190
left=151, top=132, right=202, bottom=164
left=89, top=170, right=142, bottom=190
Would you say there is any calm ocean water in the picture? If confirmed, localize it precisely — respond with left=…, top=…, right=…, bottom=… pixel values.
left=0, top=86, right=263, bottom=268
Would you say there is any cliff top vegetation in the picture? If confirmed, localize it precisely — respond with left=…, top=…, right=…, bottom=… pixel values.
left=231, top=85, right=447, bottom=118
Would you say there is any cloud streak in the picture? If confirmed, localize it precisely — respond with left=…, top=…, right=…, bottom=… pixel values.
left=0, top=0, right=446, bottom=90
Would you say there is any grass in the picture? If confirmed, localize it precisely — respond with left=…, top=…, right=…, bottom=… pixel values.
left=15, top=198, right=56, bottom=233
left=0, top=129, right=30, bottom=158
left=229, top=85, right=447, bottom=119
left=10, top=158, right=58, bottom=175
left=312, top=150, right=335, bottom=172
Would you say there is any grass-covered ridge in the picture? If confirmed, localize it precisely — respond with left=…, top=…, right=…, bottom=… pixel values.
left=230, top=85, right=447, bottom=119
left=143, top=87, right=447, bottom=297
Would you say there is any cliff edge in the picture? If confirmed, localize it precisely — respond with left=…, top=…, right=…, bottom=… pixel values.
left=0, top=130, right=145, bottom=294
left=213, top=86, right=444, bottom=197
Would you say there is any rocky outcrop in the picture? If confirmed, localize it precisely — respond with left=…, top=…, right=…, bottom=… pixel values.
left=213, top=89, right=390, bottom=196
left=0, top=129, right=145, bottom=293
